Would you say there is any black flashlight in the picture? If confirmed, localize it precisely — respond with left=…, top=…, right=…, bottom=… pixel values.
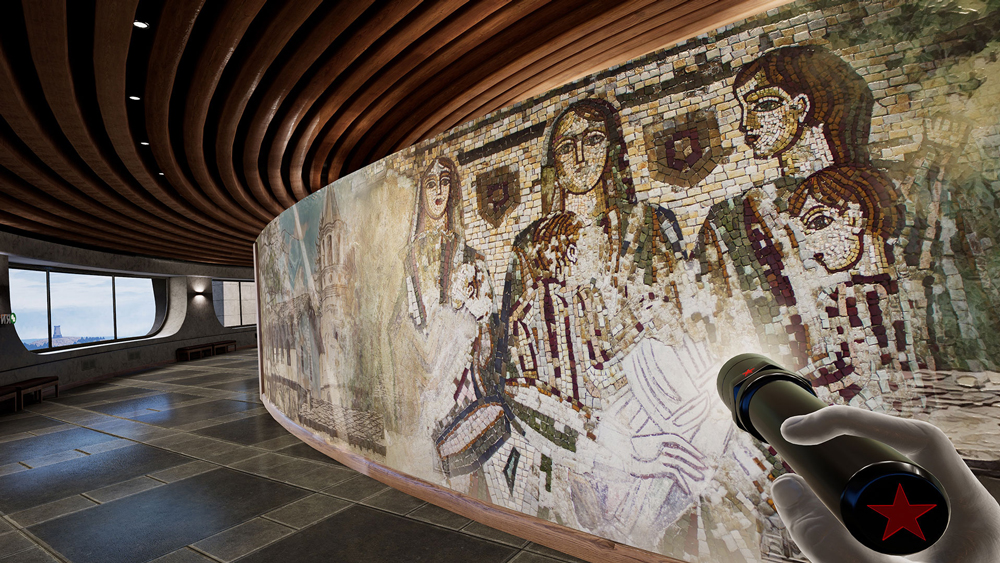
left=717, top=353, right=949, bottom=555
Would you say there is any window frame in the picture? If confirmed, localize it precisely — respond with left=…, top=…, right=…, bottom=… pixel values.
left=211, top=278, right=257, bottom=329
left=9, top=264, right=169, bottom=353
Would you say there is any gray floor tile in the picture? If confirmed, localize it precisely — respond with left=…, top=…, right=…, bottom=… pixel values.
left=28, top=468, right=308, bottom=563
left=237, top=505, right=516, bottom=563
left=0, top=464, right=27, bottom=478
left=0, top=432, right=35, bottom=445
left=274, top=442, right=345, bottom=466
left=407, top=503, right=473, bottom=530
left=323, top=474, right=390, bottom=501
left=191, top=414, right=289, bottom=446
left=0, top=545, right=60, bottom=562
left=77, top=438, right=133, bottom=455
left=0, top=530, right=35, bottom=558
left=461, top=521, right=530, bottom=548
left=359, top=487, right=426, bottom=515
left=227, top=453, right=296, bottom=474
left=8, top=495, right=98, bottom=527
left=263, top=493, right=352, bottom=529
left=86, top=393, right=202, bottom=418
left=21, top=449, right=87, bottom=469
left=51, top=385, right=158, bottom=407
left=132, top=400, right=257, bottom=428
left=251, top=435, right=302, bottom=451
left=0, top=427, right=116, bottom=466
left=0, top=443, right=191, bottom=513
left=191, top=517, right=293, bottom=562
left=0, top=415, right=63, bottom=436
left=83, top=475, right=163, bottom=503
left=508, top=552, right=568, bottom=563
left=0, top=518, right=13, bottom=535
left=277, top=463, right=357, bottom=491
left=25, top=424, right=76, bottom=437
left=148, top=461, right=218, bottom=484
left=148, top=547, right=217, bottom=562
left=524, top=542, right=590, bottom=563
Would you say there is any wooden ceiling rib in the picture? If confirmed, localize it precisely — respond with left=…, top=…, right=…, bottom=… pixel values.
left=0, top=0, right=788, bottom=267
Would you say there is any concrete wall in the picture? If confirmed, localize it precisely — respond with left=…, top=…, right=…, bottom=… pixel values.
left=0, top=231, right=257, bottom=389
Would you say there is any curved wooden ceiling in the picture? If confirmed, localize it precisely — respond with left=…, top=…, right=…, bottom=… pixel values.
left=0, top=0, right=784, bottom=267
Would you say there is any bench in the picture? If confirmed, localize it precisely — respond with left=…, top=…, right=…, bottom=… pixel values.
left=176, top=343, right=214, bottom=361
left=213, top=340, right=237, bottom=355
left=16, top=376, right=59, bottom=406
left=177, top=340, right=239, bottom=362
left=0, top=384, right=20, bottom=412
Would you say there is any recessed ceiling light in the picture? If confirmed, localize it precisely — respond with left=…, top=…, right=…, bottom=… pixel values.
left=158, top=172, right=164, bottom=176
left=128, top=95, right=140, bottom=101
left=140, top=141, right=149, bottom=146
left=133, top=21, right=149, bottom=29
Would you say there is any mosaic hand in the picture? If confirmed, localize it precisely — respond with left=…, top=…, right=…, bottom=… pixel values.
left=771, top=406, right=1000, bottom=562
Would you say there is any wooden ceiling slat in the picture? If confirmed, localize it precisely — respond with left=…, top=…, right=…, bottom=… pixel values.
left=340, top=0, right=644, bottom=175
left=214, top=0, right=325, bottom=218
left=265, top=0, right=423, bottom=202
left=0, top=0, right=795, bottom=267
left=145, top=0, right=263, bottom=237
left=240, top=0, right=377, bottom=211
left=20, top=0, right=250, bottom=254
left=407, top=0, right=709, bottom=147
left=180, top=0, right=272, bottom=227
left=450, top=0, right=791, bottom=139
left=305, top=0, right=520, bottom=190
left=320, top=0, right=551, bottom=182
left=0, top=166, right=245, bottom=263
left=92, top=0, right=255, bottom=245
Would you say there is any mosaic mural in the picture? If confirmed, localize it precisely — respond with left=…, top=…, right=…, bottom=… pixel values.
left=255, top=1, right=1000, bottom=560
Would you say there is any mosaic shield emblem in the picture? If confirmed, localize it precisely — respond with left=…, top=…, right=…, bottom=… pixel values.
left=475, top=165, right=520, bottom=227
left=644, top=109, right=730, bottom=188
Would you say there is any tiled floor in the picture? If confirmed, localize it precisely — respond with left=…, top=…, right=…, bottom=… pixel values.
left=0, top=349, right=586, bottom=563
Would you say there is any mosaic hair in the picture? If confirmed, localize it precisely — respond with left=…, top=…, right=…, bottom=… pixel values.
left=789, top=165, right=903, bottom=260
left=735, top=46, right=875, bottom=166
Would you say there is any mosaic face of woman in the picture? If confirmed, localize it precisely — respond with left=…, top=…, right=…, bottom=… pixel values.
left=793, top=195, right=864, bottom=273
left=552, top=110, right=610, bottom=194
left=422, top=160, right=452, bottom=220
left=737, top=71, right=811, bottom=159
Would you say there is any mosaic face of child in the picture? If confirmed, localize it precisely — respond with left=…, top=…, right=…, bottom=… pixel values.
left=552, top=109, right=610, bottom=195
left=422, top=160, right=452, bottom=220
left=737, top=71, right=811, bottom=159
left=793, top=195, right=864, bottom=273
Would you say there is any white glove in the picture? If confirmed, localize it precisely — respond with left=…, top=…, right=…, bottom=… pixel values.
left=771, top=405, right=1000, bottom=562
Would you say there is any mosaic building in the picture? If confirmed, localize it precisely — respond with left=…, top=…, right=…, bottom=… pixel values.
left=256, top=0, right=1000, bottom=560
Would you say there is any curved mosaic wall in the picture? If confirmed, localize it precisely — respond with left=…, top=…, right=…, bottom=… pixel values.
left=255, top=1, right=1000, bottom=561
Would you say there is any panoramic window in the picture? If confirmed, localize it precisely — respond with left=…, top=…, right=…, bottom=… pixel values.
left=212, top=280, right=257, bottom=327
left=8, top=267, right=166, bottom=351
left=8, top=269, right=49, bottom=350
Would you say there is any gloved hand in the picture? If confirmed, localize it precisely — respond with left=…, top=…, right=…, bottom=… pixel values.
left=770, top=405, right=1000, bottom=562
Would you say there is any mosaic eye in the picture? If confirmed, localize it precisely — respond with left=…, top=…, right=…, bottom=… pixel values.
left=555, top=139, right=576, bottom=156
left=806, top=214, right=834, bottom=231
left=584, top=131, right=607, bottom=147
left=752, top=98, right=783, bottom=112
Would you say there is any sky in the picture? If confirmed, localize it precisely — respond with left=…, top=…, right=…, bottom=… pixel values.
left=9, top=269, right=155, bottom=347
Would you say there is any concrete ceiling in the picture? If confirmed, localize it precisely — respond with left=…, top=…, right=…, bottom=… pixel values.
left=0, top=0, right=784, bottom=267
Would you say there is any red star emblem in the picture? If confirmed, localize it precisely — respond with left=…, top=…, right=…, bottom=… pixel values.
left=742, top=368, right=754, bottom=376
left=868, top=483, right=937, bottom=540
